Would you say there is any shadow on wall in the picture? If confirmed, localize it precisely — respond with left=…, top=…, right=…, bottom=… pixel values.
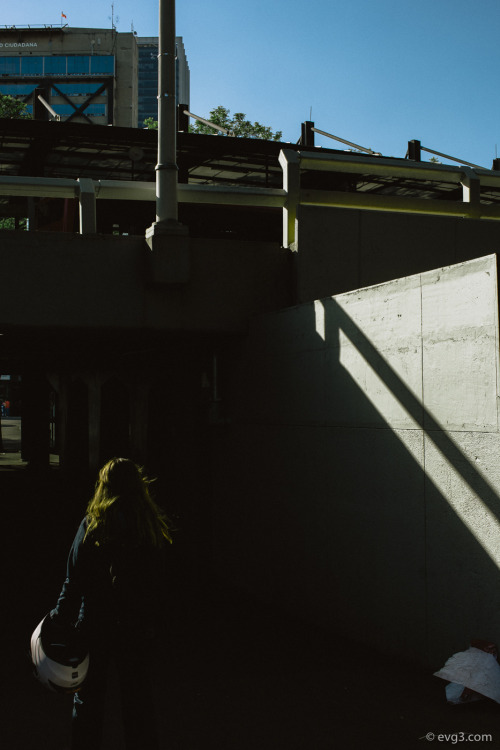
left=213, top=257, right=500, bottom=667
left=322, top=294, right=500, bottom=661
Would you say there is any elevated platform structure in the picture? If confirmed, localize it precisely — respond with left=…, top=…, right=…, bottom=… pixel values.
left=2, top=122, right=500, bottom=668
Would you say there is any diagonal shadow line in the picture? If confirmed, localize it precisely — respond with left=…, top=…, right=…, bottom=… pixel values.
left=321, top=296, right=500, bottom=521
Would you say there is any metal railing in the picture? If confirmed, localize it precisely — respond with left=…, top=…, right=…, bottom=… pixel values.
left=280, top=150, right=500, bottom=245
left=1, top=146, right=500, bottom=244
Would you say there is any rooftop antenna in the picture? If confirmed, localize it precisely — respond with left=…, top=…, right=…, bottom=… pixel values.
left=109, top=3, right=119, bottom=30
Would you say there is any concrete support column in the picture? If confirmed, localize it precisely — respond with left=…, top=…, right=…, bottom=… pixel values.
left=46, top=372, right=63, bottom=466
left=279, top=149, right=300, bottom=248
left=88, top=374, right=102, bottom=478
left=129, top=377, right=150, bottom=466
left=54, top=373, right=69, bottom=471
left=21, top=369, right=50, bottom=470
left=461, top=168, right=481, bottom=210
left=61, top=376, right=90, bottom=476
left=78, top=178, right=97, bottom=234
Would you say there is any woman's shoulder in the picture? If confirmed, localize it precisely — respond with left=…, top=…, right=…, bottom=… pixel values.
left=74, top=516, right=89, bottom=542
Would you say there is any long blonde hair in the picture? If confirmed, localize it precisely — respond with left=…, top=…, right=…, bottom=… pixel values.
left=84, top=457, right=172, bottom=547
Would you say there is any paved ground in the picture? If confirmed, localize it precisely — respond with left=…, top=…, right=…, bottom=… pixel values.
left=8, top=590, right=500, bottom=750
left=0, top=415, right=21, bottom=451
left=2, top=432, right=499, bottom=749
left=0, top=416, right=59, bottom=469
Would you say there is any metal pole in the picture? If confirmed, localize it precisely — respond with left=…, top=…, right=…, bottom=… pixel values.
left=156, top=0, right=178, bottom=223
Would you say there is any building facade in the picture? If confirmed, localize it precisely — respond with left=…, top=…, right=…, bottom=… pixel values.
left=0, top=26, right=138, bottom=126
left=137, top=36, right=190, bottom=127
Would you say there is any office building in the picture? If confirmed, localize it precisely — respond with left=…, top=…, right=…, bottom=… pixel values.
left=0, top=26, right=138, bottom=126
left=137, top=36, right=190, bottom=127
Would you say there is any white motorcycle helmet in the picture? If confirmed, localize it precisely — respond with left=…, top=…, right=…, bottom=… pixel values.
left=31, top=614, right=89, bottom=694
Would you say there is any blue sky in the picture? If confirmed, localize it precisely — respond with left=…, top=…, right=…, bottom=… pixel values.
left=2, top=0, right=500, bottom=168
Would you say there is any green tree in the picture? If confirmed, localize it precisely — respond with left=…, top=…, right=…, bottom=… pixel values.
left=143, top=116, right=158, bottom=130
left=0, top=217, right=28, bottom=230
left=0, top=94, right=31, bottom=119
left=191, top=106, right=282, bottom=141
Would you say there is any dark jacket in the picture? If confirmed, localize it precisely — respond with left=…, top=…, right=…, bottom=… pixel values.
left=51, top=514, right=168, bottom=640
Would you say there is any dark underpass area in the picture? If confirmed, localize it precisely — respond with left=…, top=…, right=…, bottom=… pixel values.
left=2, top=465, right=500, bottom=749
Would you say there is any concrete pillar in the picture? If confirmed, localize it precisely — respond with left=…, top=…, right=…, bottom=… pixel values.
left=129, top=377, right=150, bottom=466
left=78, top=178, right=97, bottom=234
left=21, top=370, right=50, bottom=470
left=64, top=377, right=90, bottom=476
left=99, top=377, right=130, bottom=465
left=279, top=149, right=300, bottom=248
left=88, top=374, right=102, bottom=477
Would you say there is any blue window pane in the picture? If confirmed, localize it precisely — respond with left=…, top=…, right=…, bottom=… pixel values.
left=44, top=56, right=67, bottom=75
left=52, top=102, right=106, bottom=117
left=90, top=56, right=114, bottom=74
left=20, top=57, right=43, bottom=75
left=52, top=104, right=76, bottom=116
left=0, top=57, right=20, bottom=75
left=86, top=103, right=106, bottom=115
left=0, top=83, right=36, bottom=96
left=67, top=56, right=90, bottom=75
left=52, top=82, right=101, bottom=96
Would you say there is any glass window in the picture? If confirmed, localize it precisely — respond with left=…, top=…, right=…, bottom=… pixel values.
left=0, top=57, right=20, bottom=75
left=90, top=56, right=114, bottom=74
left=52, top=102, right=106, bottom=117
left=52, top=104, right=76, bottom=116
left=86, top=102, right=106, bottom=116
left=0, top=83, right=36, bottom=96
left=44, top=56, right=67, bottom=75
left=52, top=82, right=102, bottom=96
left=67, top=56, right=90, bottom=75
left=20, top=57, right=43, bottom=75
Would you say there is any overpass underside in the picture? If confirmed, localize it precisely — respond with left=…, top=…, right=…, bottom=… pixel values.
left=0, top=228, right=290, bottom=476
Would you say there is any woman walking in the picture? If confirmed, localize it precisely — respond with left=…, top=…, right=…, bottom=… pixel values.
left=50, top=457, right=172, bottom=749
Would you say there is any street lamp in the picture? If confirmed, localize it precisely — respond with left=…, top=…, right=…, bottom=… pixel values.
left=146, top=0, right=189, bottom=282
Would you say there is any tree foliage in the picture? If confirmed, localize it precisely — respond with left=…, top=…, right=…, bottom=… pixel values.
left=190, top=106, right=282, bottom=141
left=0, top=94, right=30, bottom=120
left=0, top=217, right=28, bottom=230
left=143, top=116, right=158, bottom=130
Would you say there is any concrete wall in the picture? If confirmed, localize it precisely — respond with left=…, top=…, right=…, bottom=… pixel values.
left=0, top=27, right=117, bottom=56
left=114, top=32, right=138, bottom=127
left=0, top=231, right=290, bottom=334
left=294, top=205, right=500, bottom=302
left=211, top=254, right=500, bottom=667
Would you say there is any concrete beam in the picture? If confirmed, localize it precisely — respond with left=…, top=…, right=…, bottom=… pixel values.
left=300, top=188, right=500, bottom=220
left=77, top=178, right=97, bottom=234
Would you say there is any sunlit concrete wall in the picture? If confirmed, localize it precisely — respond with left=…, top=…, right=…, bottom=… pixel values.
left=211, top=254, right=500, bottom=667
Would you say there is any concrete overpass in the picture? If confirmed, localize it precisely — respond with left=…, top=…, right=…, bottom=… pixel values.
left=3, top=134, right=500, bottom=668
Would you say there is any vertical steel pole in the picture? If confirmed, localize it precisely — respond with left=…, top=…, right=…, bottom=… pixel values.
left=156, top=0, right=178, bottom=223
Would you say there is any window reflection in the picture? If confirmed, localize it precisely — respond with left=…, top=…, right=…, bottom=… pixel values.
left=0, top=55, right=114, bottom=77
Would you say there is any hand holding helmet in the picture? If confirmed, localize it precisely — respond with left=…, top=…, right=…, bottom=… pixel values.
left=31, top=614, right=89, bottom=694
